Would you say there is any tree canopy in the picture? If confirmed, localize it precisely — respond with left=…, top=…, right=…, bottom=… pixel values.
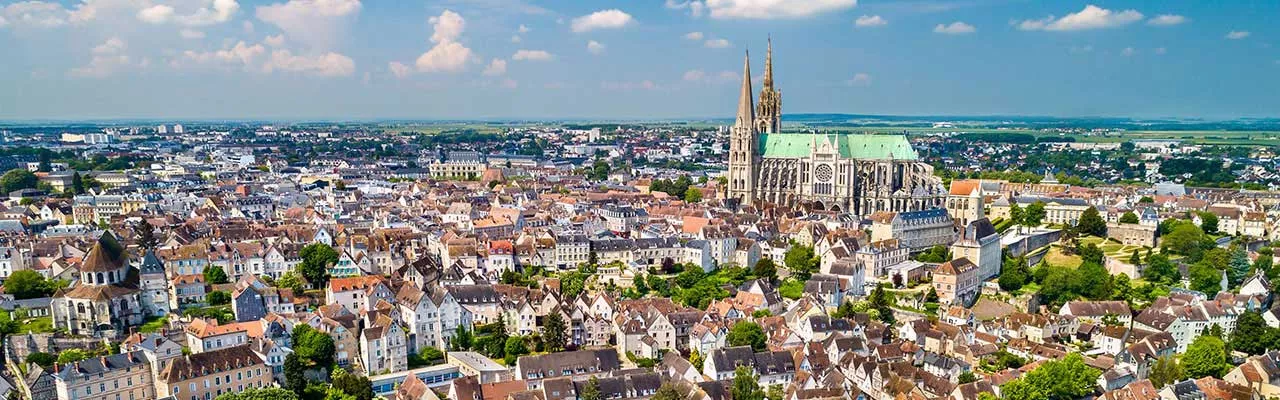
left=999, top=353, right=1100, bottom=400
left=727, top=321, right=767, bottom=351
left=298, top=243, right=339, bottom=289
left=1184, top=335, right=1231, bottom=379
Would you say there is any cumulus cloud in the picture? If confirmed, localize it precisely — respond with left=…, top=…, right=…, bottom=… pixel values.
left=855, top=15, right=886, bottom=27
left=682, top=69, right=706, bottom=82
left=587, top=40, right=605, bottom=55
left=1, top=1, right=75, bottom=28
left=178, top=40, right=266, bottom=69
left=704, top=38, right=730, bottom=48
left=512, top=49, right=552, bottom=61
left=138, top=0, right=239, bottom=26
left=415, top=41, right=472, bottom=73
left=1226, top=31, right=1249, bottom=40
left=702, top=0, right=857, bottom=20
left=846, top=72, right=871, bottom=86
left=70, top=37, right=133, bottom=78
left=388, top=61, right=410, bottom=78
left=933, top=21, right=975, bottom=35
left=265, top=34, right=285, bottom=47
left=180, top=28, right=205, bottom=39
left=665, top=0, right=705, bottom=17
left=683, top=31, right=704, bottom=40
left=517, top=24, right=530, bottom=33
left=570, top=9, right=633, bottom=33
left=262, top=49, right=355, bottom=77
left=256, top=0, right=361, bottom=49
left=1017, top=5, right=1142, bottom=31
left=414, top=10, right=473, bottom=73
left=510, top=35, right=521, bottom=43
left=1147, top=14, right=1186, bottom=27
left=137, top=5, right=174, bottom=23
left=482, top=58, right=506, bottom=76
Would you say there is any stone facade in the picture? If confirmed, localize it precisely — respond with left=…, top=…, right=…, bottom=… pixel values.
left=1108, top=223, right=1158, bottom=248
left=725, top=42, right=945, bottom=215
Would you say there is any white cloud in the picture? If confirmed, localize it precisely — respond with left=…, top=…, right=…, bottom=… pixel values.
left=570, top=9, right=633, bottom=33
left=1017, top=5, right=1142, bottom=32
left=414, top=9, right=474, bottom=73
left=665, top=0, right=705, bottom=17
left=137, top=5, right=174, bottom=23
left=180, top=28, right=206, bottom=39
left=138, top=1, right=240, bottom=27
left=430, top=9, right=465, bottom=43
left=482, top=58, right=506, bottom=76
left=256, top=0, right=361, bottom=49
left=846, top=72, right=871, bottom=86
left=1147, top=14, right=1186, bottom=27
left=179, top=40, right=266, bottom=69
left=517, top=24, right=530, bottom=33
left=262, top=49, right=355, bottom=77
left=265, top=34, right=285, bottom=47
left=587, top=40, right=606, bottom=55
left=933, top=21, right=975, bottom=35
left=1226, top=31, right=1249, bottom=40
left=855, top=15, right=886, bottom=27
left=512, top=49, right=552, bottom=61
left=702, top=0, right=857, bottom=20
left=388, top=61, right=411, bottom=78
left=683, top=31, right=704, bottom=40
left=1, top=1, right=74, bottom=28
left=704, top=38, right=730, bottom=48
left=0, top=15, right=8, bottom=27
left=682, top=69, right=706, bottom=81
left=415, top=41, right=472, bottom=73
left=71, top=37, right=132, bottom=78
left=1121, top=47, right=1135, bottom=56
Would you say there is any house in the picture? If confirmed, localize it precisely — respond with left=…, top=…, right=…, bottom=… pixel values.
left=53, top=351, right=154, bottom=400
left=702, top=346, right=796, bottom=387
left=950, top=218, right=1000, bottom=280
left=869, top=208, right=956, bottom=251
left=361, top=314, right=409, bottom=374
left=514, top=349, right=622, bottom=390
left=933, top=258, right=980, bottom=306
left=1059, top=301, right=1133, bottom=326
left=157, top=345, right=272, bottom=400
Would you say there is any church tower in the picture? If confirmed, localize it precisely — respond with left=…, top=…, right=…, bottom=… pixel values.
left=728, top=51, right=759, bottom=206
left=756, top=38, right=781, bottom=134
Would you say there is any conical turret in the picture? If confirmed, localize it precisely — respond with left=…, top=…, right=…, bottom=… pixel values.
left=735, top=51, right=754, bottom=126
left=763, top=36, right=774, bottom=90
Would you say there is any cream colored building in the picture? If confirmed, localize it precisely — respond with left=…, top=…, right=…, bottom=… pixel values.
left=933, top=257, right=979, bottom=306
left=54, top=351, right=155, bottom=400
left=157, top=345, right=272, bottom=400
left=1107, top=223, right=1158, bottom=248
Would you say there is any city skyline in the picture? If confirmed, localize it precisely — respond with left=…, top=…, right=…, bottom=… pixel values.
left=1, top=0, right=1277, bottom=120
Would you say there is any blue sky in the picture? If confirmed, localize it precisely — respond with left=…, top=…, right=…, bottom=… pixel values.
left=0, top=0, right=1276, bottom=120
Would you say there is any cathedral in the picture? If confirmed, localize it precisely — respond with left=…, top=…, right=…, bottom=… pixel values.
left=726, top=41, right=946, bottom=216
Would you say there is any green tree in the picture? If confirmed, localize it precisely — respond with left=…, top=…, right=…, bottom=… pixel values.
left=25, top=352, right=56, bottom=369
left=503, top=336, right=529, bottom=365
left=215, top=388, right=301, bottom=400
left=783, top=244, right=818, bottom=281
left=298, top=243, right=339, bottom=289
left=1148, top=355, right=1184, bottom=389
left=580, top=376, right=603, bottom=400
left=1128, top=249, right=1142, bottom=266
left=689, top=350, right=704, bottom=369
left=4, top=270, right=54, bottom=299
left=1198, top=212, right=1219, bottom=235
left=451, top=324, right=474, bottom=351
left=1037, top=266, right=1081, bottom=308
left=292, top=324, right=336, bottom=367
left=1188, top=263, right=1223, bottom=295
left=727, top=321, right=767, bottom=351
left=1119, top=211, right=1139, bottom=224
left=998, top=256, right=1028, bottom=292
left=1077, top=262, right=1112, bottom=300
left=998, top=353, right=1100, bottom=400
left=0, top=169, right=37, bottom=193
left=206, top=290, right=231, bottom=305
left=1023, top=201, right=1047, bottom=227
left=1229, top=245, right=1252, bottom=286
left=752, top=258, right=778, bottom=283
left=330, top=368, right=374, bottom=400
left=684, top=188, right=703, bottom=203
left=1184, top=335, right=1231, bottom=378
left=1230, top=311, right=1273, bottom=355
left=203, top=265, right=230, bottom=285
left=276, top=271, right=306, bottom=294
left=1163, top=222, right=1207, bottom=257
left=731, top=366, right=765, bottom=400
left=283, top=353, right=306, bottom=395
left=542, top=312, right=567, bottom=352
left=651, top=384, right=682, bottom=400
left=867, top=284, right=895, bottom=325
left=957, top=371, right=978, bottom=384
left=1076, top=207, right=1107, bottom=237
left=1142, top=254, right=1180, bottom=285
left=1009, top=202, right=1025, bottom=229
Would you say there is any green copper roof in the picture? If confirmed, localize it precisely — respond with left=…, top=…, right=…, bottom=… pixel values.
left=758, top=133, right=919, bottom=160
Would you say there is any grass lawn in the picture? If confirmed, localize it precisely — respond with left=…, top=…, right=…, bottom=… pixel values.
left=139, top=317, right=167, bottom=333
left=1043, top=245, right=1083, bottom=268
left=18, top=316, right=53, bottom=333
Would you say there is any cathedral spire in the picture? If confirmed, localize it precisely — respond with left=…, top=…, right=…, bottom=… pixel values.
left=736, top=50, right=754, bottom=125
left=763, top=36, right=774, bottom=90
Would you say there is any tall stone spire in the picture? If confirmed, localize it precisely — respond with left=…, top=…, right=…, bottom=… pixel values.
left=735, top=50, right=754, bottom=126
left=763, top=36, right=774, bottom=90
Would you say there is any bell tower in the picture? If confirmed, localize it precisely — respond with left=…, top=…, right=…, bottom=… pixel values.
left=727, top=51, right=759, bottom=206
left=756, top=37, right=781, bottom=134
